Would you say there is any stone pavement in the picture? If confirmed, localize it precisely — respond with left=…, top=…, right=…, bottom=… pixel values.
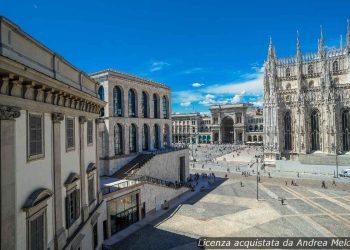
left=110, top=173, right=350, bottom=250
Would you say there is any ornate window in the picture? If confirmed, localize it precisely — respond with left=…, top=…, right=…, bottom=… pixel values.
left=98, top=86, right=105, bottom=101
left=128, top=89, right=137, bottom=117
left=113, top=86, right=123, bottom=117
left=307, top=65, right=314, bottom=75
left=311, top=110, right=320, bottom=151
left=254, top=125, right=258, bottom=131
left=129, top=124, right=137, bottom=153
left=142, top=124, right=149, bottom=151
left=286, top=67, right=291, bottom=77
left=154, top=124, right=160, bottom=149
left=114, top=124, right=123, bottom=155
left=65, top=188, right=80, bottom=228
left=142, top=92, right=148, bottom=118
left=286, top=83, right=291, bottom=90
left=153, top=94, right=160, bottom=118
left=342, top=110, right=350, bottom=151
left=309, top=81, right=314, bottom=88
left=333, top=61, right=339, bottom=72
left=162, top=96, right=169, bottom=119
left=284, top=111, right=292, bottom=150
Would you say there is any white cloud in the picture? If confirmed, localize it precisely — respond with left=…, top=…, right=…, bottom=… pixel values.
left=232, top=94, right=242, bottom=103
left=182, top=67, right=204, bottom=74
left=199, top=94, right=216, bottom=106
left=192, top=82, right=204, bottom=87
left=150, top=61, right=170, bottom=72
left=180, top=102, right=191, bottom=107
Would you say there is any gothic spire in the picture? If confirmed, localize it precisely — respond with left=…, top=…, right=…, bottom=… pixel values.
left=318, top=25, right=325, bottom=58
left=340, top=34, right=343, bottom=50
left=347, top=19, right=350, bottom=49
left=268, top=36, right=274, bottom=60
left=296, top=31, right=301, bottom=63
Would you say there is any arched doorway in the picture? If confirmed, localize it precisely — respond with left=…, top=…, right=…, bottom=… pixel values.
left=221, top=116, right=234, bottom=143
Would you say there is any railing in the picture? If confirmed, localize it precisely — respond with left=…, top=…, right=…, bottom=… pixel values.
left=101, top=179, right=141, bottom=195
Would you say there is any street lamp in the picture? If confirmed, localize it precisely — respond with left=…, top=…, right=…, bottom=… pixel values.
left=254, top=155, right=261, bottom=201
left=332, top=143, right=341, bottom=178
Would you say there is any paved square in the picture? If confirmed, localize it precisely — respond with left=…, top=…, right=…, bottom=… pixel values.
left=112, top=174, right=350, bottom=250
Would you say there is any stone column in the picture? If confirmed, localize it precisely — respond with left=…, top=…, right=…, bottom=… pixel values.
left=95, top=118, right=104, bottom=203
left=51, top=113, right=67, bottom=250
left=0, top=105, right=20, bottom=250
left=78, top=116, right=89, bottom=221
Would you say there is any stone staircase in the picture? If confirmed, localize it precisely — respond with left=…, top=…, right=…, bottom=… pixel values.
left=111, top=153, right=155, bottom=179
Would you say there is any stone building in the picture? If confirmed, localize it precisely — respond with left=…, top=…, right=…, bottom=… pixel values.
left=0, top=17, right=106, bottom=250
left=210, top=103, right=263, bottom=144
left=90, top=70, right=189, bottom=241
left=172, top=112, right=211, bottom=144
left=263, top=23, right=350, bottom=165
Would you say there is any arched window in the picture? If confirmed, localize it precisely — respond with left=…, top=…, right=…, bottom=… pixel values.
left=258, top=135, right=263, bottom=142
left=308, top=65, right=314, bottom=75
left=286, top=67, right=291, bottom=77
left=260, top=125, right=263, bottom=131
left=153, top=94, right=159, bottom=118
left=333, top=61, right=339, bottom=72
left=309, top=81, right=314, bottom=88
left=142, top=124, right=149, bottom=151
left=162, top=96, right=169, bottom=119
left=311, top=110, right=320, bottom=151
left=114, top=124, right=123, bottom=155
left=128, top=89, right=137, bottom=117
left=154, top=124, right=160, bottom=149
left=129, top=124, right=137, bottom=153
left=253, top=135, right=257, bottom=142
left=284, top=112, right=292, bottom=150
left=254, top=125, right=258, bottom=131
left=142, top=92, right=148, bottom=118
left=249, top=125, right=253, bottom=131
left=236, top=114, right=242, bottom=123
left=248, top=135, right=252, bottom=142
left=98, top=86, right=105, bottom=101
left=342, top=110, right=350, bottom=151
left=113, top=86, right=123, bottom=117
left=163, top=124, right=169, bottom=147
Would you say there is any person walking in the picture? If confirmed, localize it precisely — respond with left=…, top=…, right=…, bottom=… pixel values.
left=332, top=179, right=336, bottom=186
left=322, top=180, right=326, bottom=189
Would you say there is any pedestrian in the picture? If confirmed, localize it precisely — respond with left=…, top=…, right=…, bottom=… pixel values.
left=240, top=181, right=244, bottom=187
left=297, top=172, right=300, bottom=178
left=291, top=180, right=294, bottom=186
left=285, top=181, right=288, bottom=186
left=332, top=179, right=336, bottom=186
left=322, top=180, right=326, bottom=189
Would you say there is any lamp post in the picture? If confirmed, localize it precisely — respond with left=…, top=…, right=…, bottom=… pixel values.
left=255, top=155, right=260, bottom=201
left=332, top=143, right=341, bottom=178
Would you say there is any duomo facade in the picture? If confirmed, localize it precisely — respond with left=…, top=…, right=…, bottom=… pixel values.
left=263, top=22, right=350, bottom=164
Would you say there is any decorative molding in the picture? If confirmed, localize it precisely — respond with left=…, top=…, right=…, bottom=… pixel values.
left=52, top=112, right=64, bottom=123
left=0, top=105, right=20, bottom=120
left=95, top=117, right=105, bottom=124
left=79, top=116, right=87, bottom=124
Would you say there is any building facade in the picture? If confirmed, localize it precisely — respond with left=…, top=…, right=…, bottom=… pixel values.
left=90, top=70, right=189, bottom=241
left=172, top=113, right=211, bottom=144
left=210, top=103, right=263, bottom=144
left=0, top=17, right=106, bottom=250
left=263, top=23, right=350, bottom=164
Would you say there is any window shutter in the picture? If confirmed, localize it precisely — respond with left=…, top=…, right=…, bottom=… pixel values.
left=76, top=190, right=80, bottom=219
left=65, top=195, right=70, bottom=228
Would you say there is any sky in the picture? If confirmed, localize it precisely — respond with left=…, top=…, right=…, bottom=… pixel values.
left=1, top=0, right=350, bottom=112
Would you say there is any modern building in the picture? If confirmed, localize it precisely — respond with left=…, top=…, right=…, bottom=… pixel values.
left=210, top=103, right=263, bottom=144
left=0, top=16, right=106, bottom=250
left=90, top=70, right=189, bottom=241
left=263, top=23, right=350, bottom=165
left=172, top=112, right=211, bottom=144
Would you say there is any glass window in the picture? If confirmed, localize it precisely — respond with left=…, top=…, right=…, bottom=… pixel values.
left=154, top=124, right=160, bottom=149
left=153, top=94, right=159, bottom=118
left=98, top=86, right=104, bottom=101
left=311, top=110, right=320, bottom=151
left=30, top=213, right=45, bottom=250
left=128, top=89, right=137, bottom=117
left=28, top=113, right=44, bottom=157
left=114, top=124, right=123, bottom=155
left=284, top=112, right=292, bottom=150
left=142, top=92, right=148, bottom=118
left=113, top=86, right=123, bottom=117
left=65, top=189, right=80, bottom=228
left=88, top=177, right=95, bottom=204
left=66, top=117, right=75, bottom=150
left=129, top=124, right=137, bottom=153
left=162, top=96, right=168, bottom=119
left=87, top=120, right=93, bottom=145
left=142, top=124, right=149, bottom=151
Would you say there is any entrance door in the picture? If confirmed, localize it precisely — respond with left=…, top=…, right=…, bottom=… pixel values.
left=221, top=117, right=234, bottom=143
left=179, top=156, right=186, bottom=182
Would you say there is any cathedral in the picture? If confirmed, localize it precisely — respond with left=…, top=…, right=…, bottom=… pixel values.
left=263, top=21, right=350, bottom=165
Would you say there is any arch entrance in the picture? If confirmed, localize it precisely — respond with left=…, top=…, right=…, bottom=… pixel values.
left=221, top=116, right=234, bottom=143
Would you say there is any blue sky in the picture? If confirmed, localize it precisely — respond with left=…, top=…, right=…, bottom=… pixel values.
left=1, top=0, right=350, bottom=112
